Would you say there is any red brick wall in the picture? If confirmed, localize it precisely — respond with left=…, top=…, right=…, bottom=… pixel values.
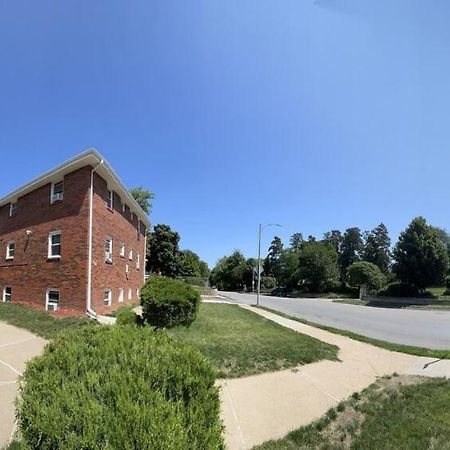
left=91, top=172, right=146, bottom=314
left=0, top=167, right=91, bottom=312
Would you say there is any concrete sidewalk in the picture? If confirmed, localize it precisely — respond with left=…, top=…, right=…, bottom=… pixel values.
left=0, top=322, right=47, bottom=448
left=219, top=305, right=450, bottom=450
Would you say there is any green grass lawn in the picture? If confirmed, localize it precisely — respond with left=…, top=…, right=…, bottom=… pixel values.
left=0, top=302, right=91, bottom=339
left=259, top=306, right=450, bottom=360
left=254, top=375, right=450, bottom=450
left=168, top=303, right=339, bottom=378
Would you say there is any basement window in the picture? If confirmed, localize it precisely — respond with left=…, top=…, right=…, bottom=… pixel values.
left=104, top=289, right=112, bottom=306
left=118, top=288, right=124, bottom=303
left=128, top=287, right=132, bottom=300
left=3, top=287, right=11, bottom=302
left=51, top=181, right=64, bottom=203
left=6, top=241, right=15, bottom=260
left=46, top=289, right=59, bottom=311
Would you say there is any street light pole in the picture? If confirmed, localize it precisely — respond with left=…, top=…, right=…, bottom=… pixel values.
left=256, top=223, right=281, bottom=307
left=257, top=224, right=262, bottom=307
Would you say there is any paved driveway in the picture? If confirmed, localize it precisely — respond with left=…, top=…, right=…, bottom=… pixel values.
left=220, top=292, right=450, bottom=349
left=0, top=322, right=47, bottom=448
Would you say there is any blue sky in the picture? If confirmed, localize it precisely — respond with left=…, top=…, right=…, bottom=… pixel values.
left=1, top=1, right=449, bottom=267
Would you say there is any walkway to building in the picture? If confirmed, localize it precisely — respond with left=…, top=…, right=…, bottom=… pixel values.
left=219, top=304, right=450, bottom=450
left=0, top=322, right=47, bottom=448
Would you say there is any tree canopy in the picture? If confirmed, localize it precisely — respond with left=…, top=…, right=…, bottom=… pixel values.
left=130, top=187, right=155, bottom=214
left=393, top=217, right=449, bottom=290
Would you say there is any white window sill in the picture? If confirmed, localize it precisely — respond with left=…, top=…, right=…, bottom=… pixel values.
left=47, top=255, right=61, bottom=260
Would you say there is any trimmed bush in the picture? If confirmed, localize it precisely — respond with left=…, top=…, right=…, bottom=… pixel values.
left=379, top=282, right=420, bottom=298
left=141, top=276, right=200, bottom=329
left=17, top=325, right=224, bottom=450
left=115, top=306, right=140, bottom=326
left=348, top=261, right=386, bottom=293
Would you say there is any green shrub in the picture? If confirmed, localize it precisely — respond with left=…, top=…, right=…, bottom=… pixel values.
left=141, top=276, right=201, bottom=329
left=182, top=276, right=207, bottom=287
left=445, top=275, right=450, bottom=289
left=17, top=325, right=224, bottom=450
left=379, top=282, right=420, bottom=298
left=115, top=306, right=140, bottom=326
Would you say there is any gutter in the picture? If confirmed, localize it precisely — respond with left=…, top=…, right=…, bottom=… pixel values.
left=86, top=159, right=104, bottom=318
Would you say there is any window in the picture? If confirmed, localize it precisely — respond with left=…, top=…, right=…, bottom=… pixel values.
left=3, top=287, right=11, bottom=302
left=137, top=221, right=141, bottom=240
left=122, top=202, right=126, bottom=213
left=136, top=288, right=140, bottom=298
left=105, top=237, right=113, bottom=263
left=120, top=243, right=125, bottom=257
left=129, top=249, right=133, bottom=260
left=128, top=287, right=132, bottom=300
left=46, top=289, right=59, bottom=311
left=9, top=202, right=17, bottom=217
left=125, top=264, right=129, bottom=279
left=104, top=289, right=112, bottom=306
left=131, top=211, right=135, bottom=221
left=51, top=181, right=64, bottom=203
left=136, top=253, right=140, bottom=270
left=107, top=190, right=113, bottom=209
left=118, top=288, right=124, bottom=303
left=48, top=231, right=61, bottom=258
left=6, top=241, right=15, bottom=260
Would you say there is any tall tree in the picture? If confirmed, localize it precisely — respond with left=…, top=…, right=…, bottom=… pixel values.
left=130, top=187, right=155, bottom=214
left=323, top=230, right=343, bottom=254
left=339, top=227, right=363, bottom=279
left=263, top=236, right=283, bottom=280
left=362, top=223, right=391, bottom=273
left=179, top=250, right=210, bottom=278
left=393, top=217, right=449, bottom=290
left=277, top=249, right=300, bottom=288
left=147, top=224, right=181, bottom=276
left=209, top=251, right=253, bottom=291
left=296, top=242, right=339, bottom=292
left=290, top=233, right=304, bottom=251
left=431, top=227, right=450, bottom=273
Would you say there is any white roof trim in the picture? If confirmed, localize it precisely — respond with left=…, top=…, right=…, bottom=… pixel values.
left=0, top=148, right=150, bottom=227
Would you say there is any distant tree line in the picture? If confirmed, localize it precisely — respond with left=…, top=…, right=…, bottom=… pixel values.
left=209, top=217, right=450, bottom=297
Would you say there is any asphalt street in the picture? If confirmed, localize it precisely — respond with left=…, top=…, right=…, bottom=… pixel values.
left=220, top=291, right=450, bottom=350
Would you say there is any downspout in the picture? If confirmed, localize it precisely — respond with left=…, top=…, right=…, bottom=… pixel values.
left=143, top=226, right=148, bottom=285
left=86, top=159, right=104, bottom=318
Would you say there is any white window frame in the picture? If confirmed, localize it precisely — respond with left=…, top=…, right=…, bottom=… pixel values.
left=118, top=288, right=124, bottom=303
left=120, top=243, right=125, bottom=258
left=131, top=211, right=135, bottom=221
left=45, top=288, right=60, bottom=311
left=107, top=190, right=114, bottom=209
left=136, top=288, right=140, bottom=298
left=3, top=287, right=11, bottom=302
left=48, top=231, right=61, bottom=259
left=9, top=202, right=17, bottom=217
left=129, top=249, right=133, bottom=260
left=128, top=287, right=132, bottom=300
left=51, top=181, right=64, bottom=203
left=6, top=241, right=15, bottom=260
left=104, top=289, right=112, bottom=306
left=105, top=237, right=113, bottom=263
left=122, top=202, right=126, bottom=213
left=136, top=253, right=140, bottom=270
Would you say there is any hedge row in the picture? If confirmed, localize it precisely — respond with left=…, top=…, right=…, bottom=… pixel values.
left=17, top=325, right=224, bottom=449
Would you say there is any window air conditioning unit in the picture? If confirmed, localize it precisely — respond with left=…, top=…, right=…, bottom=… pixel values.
left=52, top=193, right=63, bottom=202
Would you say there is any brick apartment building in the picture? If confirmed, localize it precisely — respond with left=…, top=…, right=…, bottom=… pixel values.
left=0, top=149, right=149, bottom=316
